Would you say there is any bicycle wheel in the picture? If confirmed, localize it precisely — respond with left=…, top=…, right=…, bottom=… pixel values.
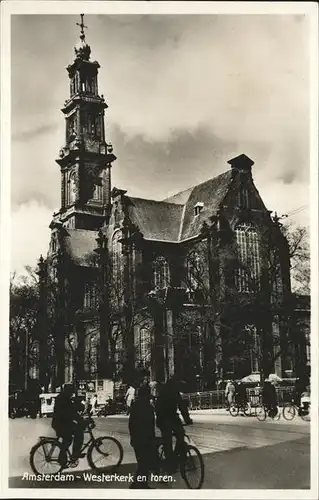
left=229, top=404, right=239, bottom=417
left=87, top=436, right=123, bottom=471
left=283, top=404, right=296, bottom=421
left=256, top=406, right=266, bottom=421
left=30, top=438, right=63, bottom=475
left=243, top=403, right=251, bottom=417
left=180, top=444, right=205, bottom=489
left=271, top=407, right=281, bottom=421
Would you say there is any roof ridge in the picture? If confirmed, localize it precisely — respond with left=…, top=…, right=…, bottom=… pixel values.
left=128, top=195, right=184, bottom=206
left=163, top=169, right=231, bottom=202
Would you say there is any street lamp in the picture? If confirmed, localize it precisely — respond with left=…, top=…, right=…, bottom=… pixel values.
left=24, top=328, right=29, bottom=391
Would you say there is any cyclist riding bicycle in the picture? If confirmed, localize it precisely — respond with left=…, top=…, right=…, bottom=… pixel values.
left=52, top=383, right=87, bottom=467
left=262, top=379, right=278, bottom=418
left=154, top=376, right=193, bottom=474
left=235, top=382, right=248, bottom=407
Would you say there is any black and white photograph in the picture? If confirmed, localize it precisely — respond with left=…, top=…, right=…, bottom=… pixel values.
left=1, top=1, right=318, bottom=497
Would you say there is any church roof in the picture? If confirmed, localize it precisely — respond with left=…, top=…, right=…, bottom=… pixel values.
left=127, top=170, right=232, bottom=242
left=63, top=229, right=98, bottom=266
left=127, top=197, right=184, bottom=242
left=61, top=169, right=233, bottom=265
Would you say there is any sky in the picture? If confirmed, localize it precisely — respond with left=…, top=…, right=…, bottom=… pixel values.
left=10, top=13, right=310, bottom=276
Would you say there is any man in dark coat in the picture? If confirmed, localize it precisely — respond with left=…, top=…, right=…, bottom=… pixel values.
left=155, top=376, right=193, bottom=473
left=128, top=384, right=158, bottom=489
left=262, top=380, right=278, bottom=416
left=236, top=382, right=248, bottom=407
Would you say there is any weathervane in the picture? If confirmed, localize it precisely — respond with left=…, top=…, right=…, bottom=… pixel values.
left=76, top=13, right=88, bottom=41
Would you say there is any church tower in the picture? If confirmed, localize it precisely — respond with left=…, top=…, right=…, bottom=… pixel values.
left=54, top=14, right=116, bottom=231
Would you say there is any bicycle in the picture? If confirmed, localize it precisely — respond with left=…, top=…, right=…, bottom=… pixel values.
left=255, top=404, right=281, bottom=422
left=29, top=417, right=123, bottom=475
left=155, top=427, right=205, bottom=489
left=282, top=401, right=311, bottom=422
left=229, top=401, right=251, bottom=417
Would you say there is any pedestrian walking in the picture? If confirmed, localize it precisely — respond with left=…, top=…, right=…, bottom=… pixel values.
left=262, top=379, right=278, bottom=417
left=91, top=394, right=98, bottom=416
left=225, top=379, right=235, bottom=410
left=125, top=384, right=136, bottom=414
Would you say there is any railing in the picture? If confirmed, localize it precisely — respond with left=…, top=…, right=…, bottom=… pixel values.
left=184, top=386, right=295, bottom=410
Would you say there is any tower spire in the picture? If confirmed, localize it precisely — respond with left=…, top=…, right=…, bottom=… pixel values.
left=74, top=13, right=91, bottom=61
left=76, top=14, right=88, bottom=43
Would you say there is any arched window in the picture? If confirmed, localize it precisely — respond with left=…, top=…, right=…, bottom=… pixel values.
left=92, top=180, right=103, bottom=201
left=69, top=172, right=76, bottom=205
left=186, top=251, right=201, bottom=291
left=153, top=256, right=170, bottom=289
left=84, top=282, right=98, bottom=309
left=112, top=232, right=123, bottom=299
left=235, top=222, right=260, bottom=292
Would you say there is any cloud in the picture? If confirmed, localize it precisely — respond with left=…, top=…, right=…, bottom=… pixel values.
left=110, top=124, right=237, bottom=200
left=12, top=122, right=59, bottom=142
left=11, top=201, right=52, bottom=276
left=10, top=14, right=310, bottom=272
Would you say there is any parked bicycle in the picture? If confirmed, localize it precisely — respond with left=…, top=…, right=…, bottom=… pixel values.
left=255, top=404, right=281, bottom=421
left=30, top=417, right=123, bottom=475
left=155, top=427, right=205, bottom=489
left=282, top=401, right=311, bottom=422
left=229, top=401, right=252, bottom=417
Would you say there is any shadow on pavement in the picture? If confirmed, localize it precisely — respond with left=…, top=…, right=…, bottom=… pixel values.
left=9, top=436, right=310, bottom=490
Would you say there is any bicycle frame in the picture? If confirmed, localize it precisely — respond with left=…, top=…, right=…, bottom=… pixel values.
left=40, top=422, right=96, bottom=462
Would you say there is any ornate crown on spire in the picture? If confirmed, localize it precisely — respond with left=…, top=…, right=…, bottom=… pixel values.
left=74, top=14, right=91, bottom=60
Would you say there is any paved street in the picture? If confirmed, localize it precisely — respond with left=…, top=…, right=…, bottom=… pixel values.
left=9, top=410, right=310, bottom=489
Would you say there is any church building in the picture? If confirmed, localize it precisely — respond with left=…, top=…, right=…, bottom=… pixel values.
left=38, top=18, right=293, bottom=392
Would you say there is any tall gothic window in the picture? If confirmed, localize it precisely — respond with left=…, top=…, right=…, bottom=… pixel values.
left=112, top=232, right=123, bottom=301
left=84, top=282, right=98, bottom=309
left=235, top=222, right=260, bottom=292
left=136, top=327, right=151, bottom=367
left=153, top=256, right=170, bottom=289
left=87, top=113, right=96, bottom=136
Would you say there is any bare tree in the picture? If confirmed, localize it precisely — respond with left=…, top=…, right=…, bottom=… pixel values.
left=161, top=220, right=310, bottom=389
left=284, top=224, right=310, bottom=295
left=9, top=268, right=40, bottom=391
